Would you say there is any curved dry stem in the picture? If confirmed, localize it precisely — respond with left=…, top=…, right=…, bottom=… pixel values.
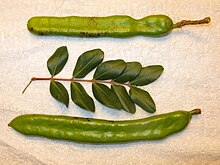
left=22, top=78, right=34, bottom=94
left=173, top=17, right=211, bottom=29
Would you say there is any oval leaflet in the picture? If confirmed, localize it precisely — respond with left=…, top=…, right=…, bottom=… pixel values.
left=47, top=46, right=69, bottom=77
left=112, top=85, right=136, bottom=114
left=130, top=65, right=164, bottom=86
left=92, top=83, right=122, bottom=109
left=93, top=59, right=126, bottom=80
left=129, top=86, right=156, bottom=113
left=114, top=62, right=142, bottom=83
left=70, top=82, right=95, bottom=112
left=50, top=80, right=69, bottom=107
left=72, top=49, right=104, bottom=78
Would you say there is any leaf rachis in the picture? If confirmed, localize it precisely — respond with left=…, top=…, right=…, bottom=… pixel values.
left=23, top=46, right=163, bottom=114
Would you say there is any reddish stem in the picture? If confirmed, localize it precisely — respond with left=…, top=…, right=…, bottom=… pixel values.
left=22, top=77, right=130, bottom=94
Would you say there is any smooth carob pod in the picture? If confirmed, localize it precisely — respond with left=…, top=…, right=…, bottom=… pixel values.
left=8, top=109, right=201, bottom=143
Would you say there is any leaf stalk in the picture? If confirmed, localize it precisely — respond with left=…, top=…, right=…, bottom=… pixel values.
left=22, top=77, right=130, bottom=94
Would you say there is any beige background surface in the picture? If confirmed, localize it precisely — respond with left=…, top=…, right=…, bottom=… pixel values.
left=0, top=0, right=220, bottom=164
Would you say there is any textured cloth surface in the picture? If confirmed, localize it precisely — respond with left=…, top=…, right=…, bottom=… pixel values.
left=0, top=0, right=220, bottom=164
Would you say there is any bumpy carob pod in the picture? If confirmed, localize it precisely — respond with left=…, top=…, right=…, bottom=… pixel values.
left=27, top=15, right=210, bottom=38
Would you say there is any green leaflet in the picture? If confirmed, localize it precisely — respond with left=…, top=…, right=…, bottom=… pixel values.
left=114, top=62, right=142, bottom=83
left=70, top=82, right=95, bottom=112
left=72, top=49, right=104, bottom=78
left=130, top=65, right=164, bottom=86
left=92, top=83, right=122, bottom=109
left=111, top=85, right=136, bottom=114
left=47, top=46, right=68, bottom=77
left=129, top=86, right=156, bottom=113
left=50, top=80, right=69, bottom=107
left=93, top=59, right=126, bottom=80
